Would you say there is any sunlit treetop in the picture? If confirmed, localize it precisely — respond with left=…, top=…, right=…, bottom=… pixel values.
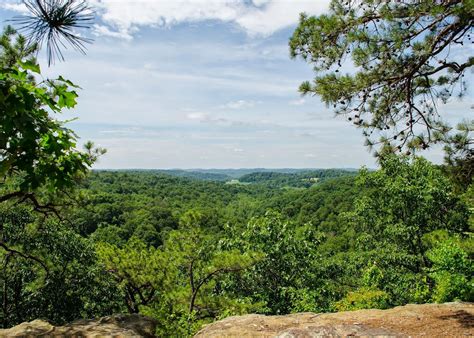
left=290, top=0, right=473, bottom=156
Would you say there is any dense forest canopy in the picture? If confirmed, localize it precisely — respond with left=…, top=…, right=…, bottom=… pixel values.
left=0, top=0, right=473, bottom=337
left=2, top=164, right=472, bottom=334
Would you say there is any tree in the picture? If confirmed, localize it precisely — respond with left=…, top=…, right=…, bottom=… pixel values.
left=290, top=0, right=473, bottom=155
left=12, top=0, right=93, bottom=66
left=0, top=205, right=122, bottom=328
left=0, top=26, right=37, bottom=68
left=97, top=238, right=164, bottom=314
left=443, top=120, right=474, bottom=189
left=352, top=156, right=468, bottom=258
left=1, top=0, right=99, bottom=210
left=0, top=18, right=110, bottom=328
left=97, top=210, right=260, bottom=336
left=159, top=210, right=260, bottom=321
left=427, top=237, right=473, bottom=302
left=341, top=155, right=471, bottom=305
left=222, top=211, right=324, bottom=314
left=0, top=27, right=104, bottom=215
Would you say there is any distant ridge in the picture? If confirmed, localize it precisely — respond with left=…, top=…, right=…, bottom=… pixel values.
left=93, top=168, right=359, bottom=184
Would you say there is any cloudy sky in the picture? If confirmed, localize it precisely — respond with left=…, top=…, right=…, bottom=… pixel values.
left=1, top=1, right=472, bottom=169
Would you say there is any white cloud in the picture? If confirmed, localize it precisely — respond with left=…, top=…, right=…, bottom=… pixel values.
left=235, top=1, right=328, bottom=36
left=289, top=98, right=305, bottom=105
left=99, top=128, right=139, bottom=135
left=252, top=0, right=271, bottom=7
left=186, top=112, right=230, bottom=124
left=3, top=0, right=329, bottom=37
left=90, top=0, right=244, bottom=33
left=93, top=24, right=133, bottom=40
left=221, top=99, right=256, bottom=109
left=1, top=3, right=28, bottom=13
left=89, top=0, right=329, bottom=39
left=186, top=112, right=210, bottom=121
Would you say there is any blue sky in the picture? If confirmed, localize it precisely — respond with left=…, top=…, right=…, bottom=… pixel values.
left=1, top=1, right=472, bottom=169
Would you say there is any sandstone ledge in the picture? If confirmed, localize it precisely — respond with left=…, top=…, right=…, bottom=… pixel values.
left=0, top=314, right=157, bottom=337
left=195, top=302, right=474, bottom=337
left=1, top=303, right=472, bottom=337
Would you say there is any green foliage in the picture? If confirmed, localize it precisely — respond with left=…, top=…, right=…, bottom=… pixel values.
left=238, top=169, right=356, bottom=188
left=0, top=28, right=104, bottom=209
left=0, top=25, right=116, bottom=330
left=0, top=26, right=37, bottom=68
left=290, top=1, right=473, bottom=154
left=333, top=288, right=390, bottom=312
left=222, top=211, right=324, bottom=314
left=442, top=120, right=474, bottom=189
left=334, top=156, right=471, bottom=306
left=427, top=239, right=473, bottom=302
left=351, top=156, right=468, bottom=255
left=97, top=210, right=261, bottom=336
left=462, top=184, right=474, bottom=230
left=151, top=211, right=261, bottom=335
left=0, top=205, right=121, bottom=327
left=152, top=169, right=232, bottom=181
left=97, top=237, right=164, bottom=313
left=2, top=157, right=472, bottom=334
left=66, top=170, right=273, bottom=239
left=265, top=176, right=358, bottom=232
left=69, top=157, right=472, bottom=333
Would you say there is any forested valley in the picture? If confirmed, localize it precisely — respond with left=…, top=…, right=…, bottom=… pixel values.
left=2, top=160, right=472, bottom=335
left=0, top=0, right=473, bottom=336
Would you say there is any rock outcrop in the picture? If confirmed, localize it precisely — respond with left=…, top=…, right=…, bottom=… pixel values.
left=0, top=314, right=157, bottom=337
left=1, top=303, right=472, bottom=337
left=195, top=302, right=474, bottom=337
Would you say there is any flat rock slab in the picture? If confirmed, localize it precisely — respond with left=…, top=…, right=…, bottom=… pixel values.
left=275, top=324, right=398, bottom=337
left=0, top=314, right=157, bottom=337
left=195, top=302, right=474, bottom=337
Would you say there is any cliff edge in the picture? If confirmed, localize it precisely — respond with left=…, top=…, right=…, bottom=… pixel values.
left=1, top=302, right=472, bottom=337
left=0, top=314, right=157, bottom=337
left=195, top=302, right=473, bottom=337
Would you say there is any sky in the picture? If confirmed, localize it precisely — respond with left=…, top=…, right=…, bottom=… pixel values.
left=0, top=0, right=472, bottom=169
